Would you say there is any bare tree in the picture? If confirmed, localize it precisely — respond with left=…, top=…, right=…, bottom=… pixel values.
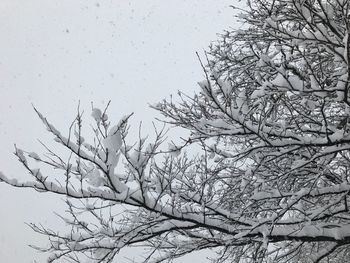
left=2, top=0, right=350, bottom=262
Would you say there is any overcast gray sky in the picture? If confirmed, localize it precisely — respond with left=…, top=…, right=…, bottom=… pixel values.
left=0, top=1, right=236, bottom=262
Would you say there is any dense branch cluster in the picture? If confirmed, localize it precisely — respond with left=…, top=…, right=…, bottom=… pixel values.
left=1, top=0, right=350, bottom=262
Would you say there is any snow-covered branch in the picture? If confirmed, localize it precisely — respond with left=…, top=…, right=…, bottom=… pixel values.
left=2, top=0, right=350, bottom=262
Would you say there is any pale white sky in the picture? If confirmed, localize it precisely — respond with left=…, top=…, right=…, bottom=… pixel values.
left=0, top=1, right=236, bottom=262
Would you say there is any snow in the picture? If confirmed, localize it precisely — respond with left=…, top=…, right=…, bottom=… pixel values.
left=271, top=73, right=287, bottom=87
left=85, top=166, right=105, bottom=187
left=91, top=108, right=102, bottom=123
left=198, top=80, right=210, bottom=90
left=2, top=2, right=350, bottom=262
left=168, top=143, right=181, bottom=157
left=288, top=75, right=303, bottom=91
left=217, top=78, right=232, bottom=96
left=28, top=152, right=40, bottom=160
left=343, top=31, right=348, bottom=62
left=301, top=98, right=318, bottom=110
left=15, top=148, right=27, bottom=165
left=251, top=86, right=265, bottom=99
left=103, top=126, right=122, bottom=153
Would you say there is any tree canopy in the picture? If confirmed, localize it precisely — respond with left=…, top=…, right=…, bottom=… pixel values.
left=2, top=0, right=350, bottom=262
